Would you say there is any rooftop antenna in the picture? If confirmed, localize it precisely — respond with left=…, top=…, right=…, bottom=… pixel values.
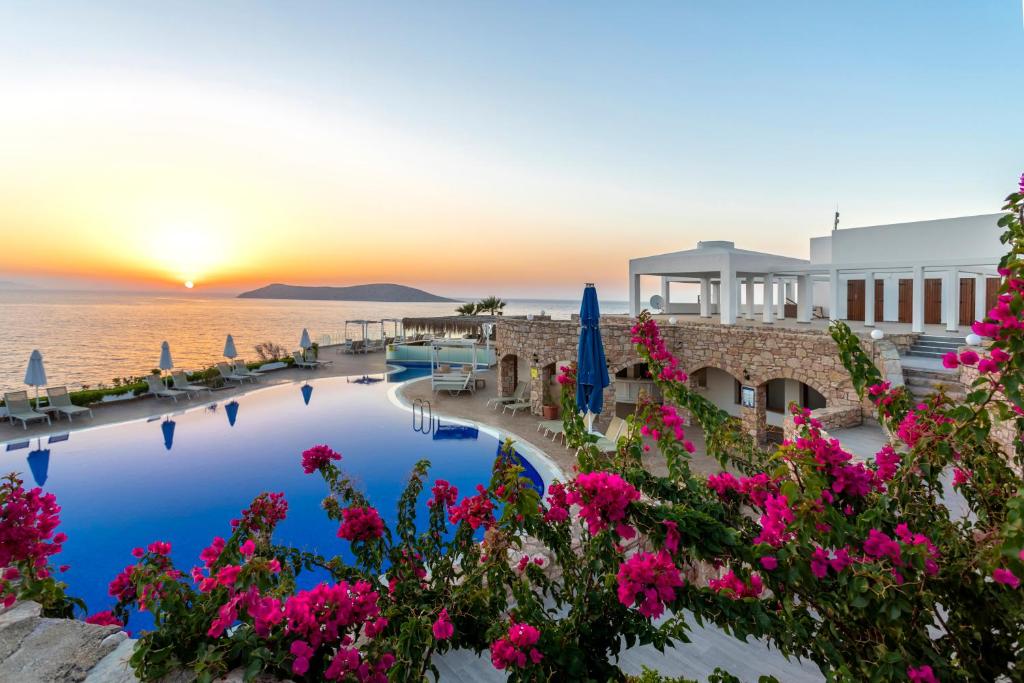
left=833, top=205, right=840, bottom=232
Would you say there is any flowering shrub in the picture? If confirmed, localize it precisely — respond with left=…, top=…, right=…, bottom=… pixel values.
left=2, top=175, right=1023, bottom=681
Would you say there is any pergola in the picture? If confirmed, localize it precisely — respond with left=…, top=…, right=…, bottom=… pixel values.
left=628, top=241, right=813, bottom=325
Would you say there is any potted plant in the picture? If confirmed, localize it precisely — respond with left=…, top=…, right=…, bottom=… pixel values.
left=542, top=387, right=559, bottom=420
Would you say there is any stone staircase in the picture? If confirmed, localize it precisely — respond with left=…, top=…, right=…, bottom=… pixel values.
left=905, top=334, right=961, bottom=359
left=903, top=366, right=966, bottom=402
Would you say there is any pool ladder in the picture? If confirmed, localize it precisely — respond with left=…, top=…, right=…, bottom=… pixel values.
left=412, top=399, right=436, bottom=434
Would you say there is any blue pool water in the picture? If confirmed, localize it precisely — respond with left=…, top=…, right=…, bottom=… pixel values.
left=0, top=368, right=550, bottom=628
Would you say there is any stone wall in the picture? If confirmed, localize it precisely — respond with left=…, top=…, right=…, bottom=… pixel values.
left=959, top=361, right=1020, bottom=471
left=496, top=318, right=869, bottom=441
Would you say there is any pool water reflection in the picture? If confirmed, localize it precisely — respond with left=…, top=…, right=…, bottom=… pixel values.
left=0, top=368, right=548, bottom=628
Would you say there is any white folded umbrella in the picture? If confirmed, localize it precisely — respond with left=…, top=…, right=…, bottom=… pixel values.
left=224, top=334, right=238, bottom=359
left=300, top=328, right=312, bottom=350
left=24, top=349, right=47, bottom=406
left=159, top=341, right=174, bottom=372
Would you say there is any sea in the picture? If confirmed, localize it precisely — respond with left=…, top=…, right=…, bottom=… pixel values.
left=0, top=290, right=628, bottom=390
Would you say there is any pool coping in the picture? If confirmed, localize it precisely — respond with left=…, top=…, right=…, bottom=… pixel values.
left=385, top=371, right=566, bottom=491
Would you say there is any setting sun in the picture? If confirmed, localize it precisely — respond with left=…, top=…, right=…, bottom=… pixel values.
left=184, top=280, right=194, bottom=289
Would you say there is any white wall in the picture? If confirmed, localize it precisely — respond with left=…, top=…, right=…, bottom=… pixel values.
left=829, top=215, right=1002, bottom=264
left=810, top=236, right=832, bottom=265
left=698, top=368, right=741, bottom=417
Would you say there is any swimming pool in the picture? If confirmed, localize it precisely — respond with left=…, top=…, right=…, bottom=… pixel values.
left=0, top=367, right=556, bottom=628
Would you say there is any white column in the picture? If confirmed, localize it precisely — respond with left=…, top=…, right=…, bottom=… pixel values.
left=776, top=280, right=784, bottom=318
left=974, top=273, right=987, bottom=322
left=797, top=275, right=811, bottom=323
left=864, top=272, right=875, bottom=327
left=912, top=266, right=924, bottom=333
left=720, top=267, right=737, bottom=325
left=629, top=273, right=642, bottom=316
left=711, top=281, right=720, bottom=306
left=945, top=268, right=960, bottom=332
left=762, top=273, right=775, bottom=324
left=661, top=277, right=671, bottom=310
left=828, top=269, right=840, bottom=321
left=745, top=278, right=755, bottom=320
left=699, top=278, right=711, bottom=318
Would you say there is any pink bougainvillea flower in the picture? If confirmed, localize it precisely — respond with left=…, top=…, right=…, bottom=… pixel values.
left=337, top=506, right=385, bottom=542
left=290, top=639, right=315, bottom=676
left=941, top=351, right=960, bottom=369
left=958, top=349, right=979, bottom=366
left=432, top=608, right=454, bottom=640
left=239, top=539, right=256, bottom=557
left=85, top=610, right=124, bottom=627
left=709, top=570, right=763, bottom=599
left=199, top=537, right=226, bottom=567
left=616, top=550, right=684, bottom=617
left=448, top=485, right=496, bottom=530
left=300, top=444, right=341, bottom=474
left=490, top=620, right=543, bottom=670
left=992, top=568, right=1020, bottom=588
left=131, top=547, right=144, bottom=558
left=427, top=479, right=458, bottom=509
left=216, top=564, right=242, bottom=587
left=907, top=665, right=939, bottom=683
left=759, top=555, right=778, bottom=571
left=952, top=468, right=971, bottom=487
left=567, top=471, right=640, bottom=537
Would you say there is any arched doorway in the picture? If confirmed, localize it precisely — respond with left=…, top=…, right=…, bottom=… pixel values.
left=498, top=354, right=519, bottom=397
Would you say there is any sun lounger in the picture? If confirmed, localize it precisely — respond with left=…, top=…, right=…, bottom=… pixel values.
left=537, top=419, right=565, bottom=442
left=3, top=390, right=51, bottom=429
left=217, top=362, right=253, bottom=383
left=172, top=371, right=211, bottom=396
left=486, top=381, right=528, bottom=409
left=590, top=416, right=628, bottom=452
left=145, top=376, right=187, bottom=402
left=233, top=361, right=264, bottom=380
left=302, top=350, right=332, bottom=368
left=502, top=398, right=533, bottom=415
left=432, top=373, right=472, bottom=395
left=45, top=386, right=93, bottom=421
left=291, top=352, right=319, bottom=369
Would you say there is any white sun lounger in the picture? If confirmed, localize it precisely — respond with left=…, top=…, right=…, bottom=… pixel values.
left=589, top=416, right=628, bottom=452
left=232, top=361, right=264, bottom=380
left=486, top=381, right=528, bottom=409
left=292, top=352, right=319, bottom=369
left=502, top=398, right=533, bottom=415
left=145, top=376, right=187, bottom=402
left=45, top=386, right=93, bottom=421
left=172, top=371, right=211, bottom=396
left=3, top=390, right=52, bottom=429
left=302, top=350, right=332, bottom=368
left=218, top=362, right=253, bottom=383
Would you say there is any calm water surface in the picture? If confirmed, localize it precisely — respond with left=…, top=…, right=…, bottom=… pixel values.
left=0, top=291, right=626, bottom=390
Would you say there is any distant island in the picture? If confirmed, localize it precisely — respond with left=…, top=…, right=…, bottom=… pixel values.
left=237, top=283, right=458, bottom=303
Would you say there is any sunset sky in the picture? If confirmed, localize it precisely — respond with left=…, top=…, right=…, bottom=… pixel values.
left=0, top=2, right=1021, bottom=299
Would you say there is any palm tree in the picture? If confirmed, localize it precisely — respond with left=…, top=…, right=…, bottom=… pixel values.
left=455, top=302, right=479, bottom=316
left=477, top=296, right=506, bottom=316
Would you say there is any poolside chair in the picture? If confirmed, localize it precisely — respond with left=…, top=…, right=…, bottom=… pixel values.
left=145, top=376, right=187, bottom=402
left=502, top=396, right=533, bottom=415
left=46, top=386, right=93, bottom=421
left=291, top=352, right=319, bottom=370
left=303, top=350, right=332, bottom=368
left=3, top=390, right=51, bottom=429
left=172, top=371, right=211, bottom=396
left=233, top=361, right=265, bottom=380
left=486, top=381, right=528, bottom=409
left=217, top=362, right=252, bottom=384
left=537, top=419, right=565, bottom=443
left=591, top=416, right=628, bottom=452
left=431, top=371, right=472, bottom=395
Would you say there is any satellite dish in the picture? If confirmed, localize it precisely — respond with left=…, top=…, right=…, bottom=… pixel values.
left=649, top=294, right=665, bottom=311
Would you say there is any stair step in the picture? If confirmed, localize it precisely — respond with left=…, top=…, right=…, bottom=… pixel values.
left=906, top=350, right=945, bottom=358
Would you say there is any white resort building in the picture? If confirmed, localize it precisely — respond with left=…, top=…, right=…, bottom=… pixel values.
left=497, top=213, right=1012, bottom=451
left=628, top=214, right=1004, bottom=334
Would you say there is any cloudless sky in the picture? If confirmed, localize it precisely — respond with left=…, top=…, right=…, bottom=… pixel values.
left=0, top=1, right=1021, bottom=298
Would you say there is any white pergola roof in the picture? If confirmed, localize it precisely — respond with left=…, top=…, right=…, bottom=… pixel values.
left=629, top=240, right=810, bottom=279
